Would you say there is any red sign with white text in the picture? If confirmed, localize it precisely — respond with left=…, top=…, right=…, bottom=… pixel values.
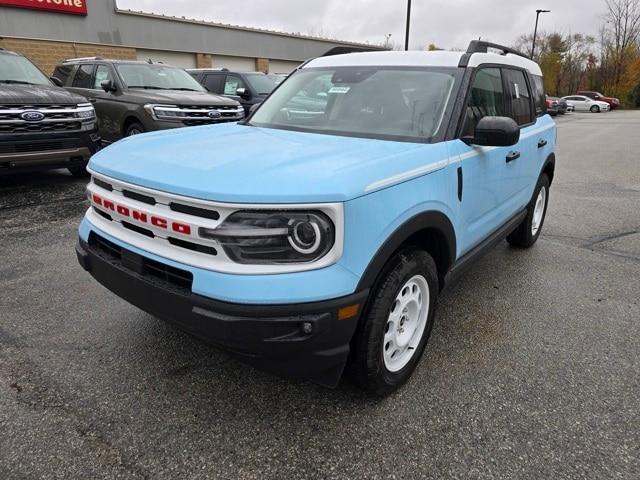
left=0, top=0, right=87, bottom=16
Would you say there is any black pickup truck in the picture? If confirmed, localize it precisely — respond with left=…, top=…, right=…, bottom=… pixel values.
left=0, top=49, right=101, bottom=176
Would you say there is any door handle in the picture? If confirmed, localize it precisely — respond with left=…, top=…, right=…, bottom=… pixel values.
left=538, top=139, right=547, bottom=148
left=506, top=151, right=520, bottom=163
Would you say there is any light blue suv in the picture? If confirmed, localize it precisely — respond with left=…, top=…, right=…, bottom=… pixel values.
left=76, top=41, right=556, bottom=395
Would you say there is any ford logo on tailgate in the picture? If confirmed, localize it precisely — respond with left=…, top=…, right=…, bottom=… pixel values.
left=20, top=111, right=45, bottom=122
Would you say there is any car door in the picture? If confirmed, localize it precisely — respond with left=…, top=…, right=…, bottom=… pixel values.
left=573, top=96, right=589, bottom=111
left=90, top=64, right=123, bottom=143
left=502, top=67, right=538, bottom=210
left=448, top=67, right=521, bottom=254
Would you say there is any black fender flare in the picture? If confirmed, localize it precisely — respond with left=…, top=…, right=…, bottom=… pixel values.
left=541, top=153, right=555, bottom=185
left=356, top=211, right=457, bottom=292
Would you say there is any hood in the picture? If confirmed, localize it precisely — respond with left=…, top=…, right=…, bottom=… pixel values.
left=89, top=123, right=449, bottom=203
left=0, top=83, right=88, bottom=105
left=127, top=89, right=238, bottom=106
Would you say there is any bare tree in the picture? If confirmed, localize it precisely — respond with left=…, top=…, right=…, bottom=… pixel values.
left=604, top=0, right=640, bottom=92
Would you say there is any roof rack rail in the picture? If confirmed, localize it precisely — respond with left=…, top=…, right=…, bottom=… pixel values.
left=64, top=56, right=104, bottom=62
left=321, top=46, right=377, bottom=57
left=458, top=40, right=530, bottom=67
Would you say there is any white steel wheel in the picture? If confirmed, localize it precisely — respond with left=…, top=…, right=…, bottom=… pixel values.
left=531, top=185, right=547, bottom=236
left=383, top=274, right=430, bottom=372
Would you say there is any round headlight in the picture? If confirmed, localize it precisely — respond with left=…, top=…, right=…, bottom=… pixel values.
left=289, top=219, right=321, bottom=254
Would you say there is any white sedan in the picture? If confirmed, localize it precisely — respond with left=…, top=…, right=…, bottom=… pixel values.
left=562, top=95, right=610, bottom=113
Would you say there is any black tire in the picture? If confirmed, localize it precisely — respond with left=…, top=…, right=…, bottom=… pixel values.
left=125, top=121, right=145, bottom=137
left=507, top=174, right=550, bottom=248
left=590, top=105, right=600, bottom=113
left=349, top=248, right=439, bottom=396
left=68, top=165, right=88, bottom=177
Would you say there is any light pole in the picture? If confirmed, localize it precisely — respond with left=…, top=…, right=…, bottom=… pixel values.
left=531, top=9, right=550, bottom=58
left=405, top=0, right=412, bottom=51
left=384, top=33, right=393, bottom=49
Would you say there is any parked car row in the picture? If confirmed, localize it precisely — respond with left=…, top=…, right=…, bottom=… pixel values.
left=545, top=89, right=619, bottom=116
left=1, top=47, right=287, bottom=176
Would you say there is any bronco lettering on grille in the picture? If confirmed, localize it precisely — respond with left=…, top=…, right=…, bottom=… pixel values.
left=92, top=193, right=192, bottom=235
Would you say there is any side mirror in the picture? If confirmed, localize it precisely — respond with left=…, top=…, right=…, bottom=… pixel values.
left=236, top=87, right=250, bottom=98
left=101, top=79, right=117, bottom=93
left=464, top=116, right=520, bottom=147
left=50, top=76, right=63, bottom=87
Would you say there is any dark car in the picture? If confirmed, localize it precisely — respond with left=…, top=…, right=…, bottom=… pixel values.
left=548, top=96, right=568, bottom=114
left=577, top=90, right=620, bottom=109
left=53, top=59, right=244, bottom=144
left=187, top=69, right=283, bottom=115
left=0, top=49, right=100, bottom=176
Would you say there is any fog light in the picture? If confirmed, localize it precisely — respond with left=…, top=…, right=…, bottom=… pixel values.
left=301, top=322, right=313, bottom=334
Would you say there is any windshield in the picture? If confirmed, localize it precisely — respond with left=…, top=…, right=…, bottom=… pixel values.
left=116, top=64, right=206, bottom=91
left=249, top=67, right=457, bottom=141
left=244, top=73, right=281, bottom=95
left=0, top=53, right=51, bottom=86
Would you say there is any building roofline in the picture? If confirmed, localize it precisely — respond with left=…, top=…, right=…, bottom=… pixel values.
left=114, top=7, right=383, bottom=50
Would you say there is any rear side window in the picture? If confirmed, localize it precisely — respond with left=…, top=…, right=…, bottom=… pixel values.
left=461, top=67, right=506, bottom=137
left=531, top=75, right=546, bottom=117
left=504, top=69, right=533, bottom=125
left=204, top=74, right=224, bottom=93
left=53, top=65, right=74, bottom=86
left=72, top=64, right=94, bottom=89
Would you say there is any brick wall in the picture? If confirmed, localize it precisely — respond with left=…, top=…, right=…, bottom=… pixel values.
left=196, top=53, right=212, bottom=69
left=0, top=37, right=137, bottom=75
left=255, top=58, right=269, bottom=73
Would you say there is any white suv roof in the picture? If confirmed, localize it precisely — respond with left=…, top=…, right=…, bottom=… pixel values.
left=305, top=41, right=543, bottom=77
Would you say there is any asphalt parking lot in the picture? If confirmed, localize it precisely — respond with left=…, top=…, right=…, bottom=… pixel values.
left=1, top=111, right=639, bottom=479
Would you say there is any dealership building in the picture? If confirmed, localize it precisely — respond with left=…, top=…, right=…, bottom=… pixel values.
left=0, top=0, right=379, bottom=75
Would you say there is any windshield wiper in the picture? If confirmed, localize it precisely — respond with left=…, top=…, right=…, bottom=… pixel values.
left=168, top=87, right=200, bottom=91
left=0, top=80, right=35, bottom=85
left=127, top=86, right=170, bottom=90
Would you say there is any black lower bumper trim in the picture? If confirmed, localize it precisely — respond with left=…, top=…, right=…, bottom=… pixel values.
left=76, top=237, right=368, bottom=387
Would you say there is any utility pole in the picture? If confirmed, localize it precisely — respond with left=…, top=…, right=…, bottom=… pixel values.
left=405, top=0, right=412, bottom=51
left=531, top=9, right=550, bottom=58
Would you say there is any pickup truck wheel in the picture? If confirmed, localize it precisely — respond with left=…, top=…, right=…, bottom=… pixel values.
left=68, top=165, right=88, bottom=177
left=125, top=122, right=145, bottom=136
left=507, top=173, right=550, bottom=248
left=590, top=105, right=600, bottom=113
left=350, top=248, right=438, bottom=396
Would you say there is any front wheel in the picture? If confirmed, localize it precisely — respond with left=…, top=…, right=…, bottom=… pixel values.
left=349, top=249, right=438, bottom=396
left=68, top=165, right=88, bottom=177
left=590, top=105, right=600, bottom=113
left=507, top=174, right=550, bottom=248
left=125, top=122, right=145, bottom=137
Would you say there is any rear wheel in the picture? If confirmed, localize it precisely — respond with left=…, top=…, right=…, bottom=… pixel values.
left=590, top=105, right=600, bottom=113
left=350, top=248, right=438, bottom=396
left=507, top=174, right=550, bottom=248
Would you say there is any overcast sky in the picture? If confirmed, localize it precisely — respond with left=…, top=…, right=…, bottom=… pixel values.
left=116, top=0, right=606, bottom=49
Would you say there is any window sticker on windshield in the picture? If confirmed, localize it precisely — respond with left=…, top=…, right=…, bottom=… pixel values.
left=329, top=86, right=350, bottom=94
left=514, top=83, right=520, bottom=99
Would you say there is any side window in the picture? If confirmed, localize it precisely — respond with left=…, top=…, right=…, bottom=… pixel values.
left=461, top=68, right=506, bottom=137
left=72, top=64, right=94, bottom=89
left=52, top=65, right=74, bottom=86
left=504, top=69, right=533, bottom=126
left=93, top=65, right=113, bottom=89
left=531, top=75, right=546, bottom=117
left=223, top=75, right=246, bottom=95
left=204, top=74, right=223, bottom=93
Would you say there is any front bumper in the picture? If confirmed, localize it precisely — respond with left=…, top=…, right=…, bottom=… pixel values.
left=76, top=234, right=368, bottom=387
left=0, top=129, right=100, bottom=174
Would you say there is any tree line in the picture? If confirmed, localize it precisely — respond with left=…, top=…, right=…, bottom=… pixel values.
left=513, top=0, right=640, bottom=106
